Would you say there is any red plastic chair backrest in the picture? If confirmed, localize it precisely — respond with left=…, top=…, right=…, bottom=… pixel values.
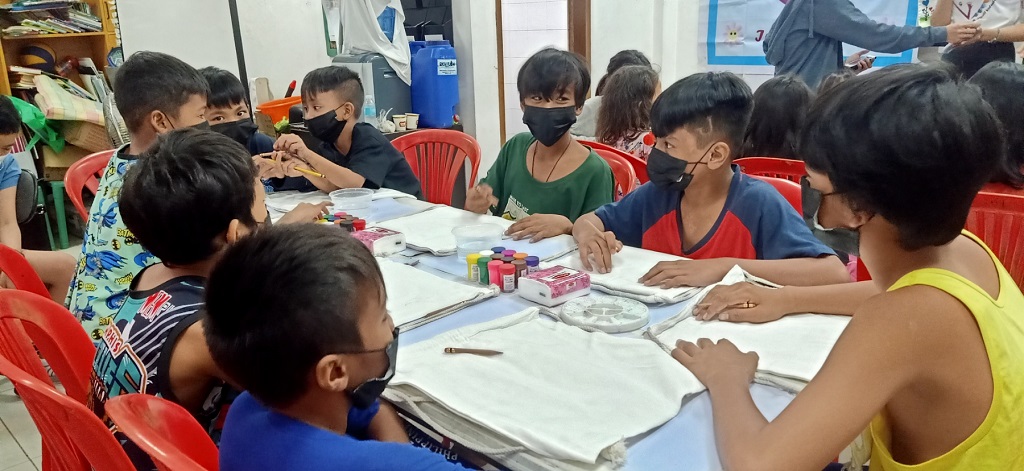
left=749, top=175, right=802, bottom=213
left=105, top=394, right=219, bottom=471
left=734, top=157, right=807, bottom=183
left=64, top=149, right=115, bottom=222
left=965, top=191, right=1024, bottom=290
left=0, top=290, right=96, bottom=404
left=0, top=353, right=133, bottom=471
left=578, top=139, right=649, bottom=185
left=390, top=130, right=481, bottom=206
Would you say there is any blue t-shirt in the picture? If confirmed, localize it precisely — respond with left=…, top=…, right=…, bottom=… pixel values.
left=595, top=166, right=835, bottom=260
left=0, top=154, right=21, bottom=191
left=220, top=392, right=469, bottom=471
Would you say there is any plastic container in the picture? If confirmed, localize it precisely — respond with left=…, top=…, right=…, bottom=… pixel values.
left=467, top=253, right=481, bottom=282
left=411, top=40, right=459, bottom=128
left=256, top=96, right=302, bottom=125
left=330, top=188, right=374, bottom=210
left=451, top=223, right=503, bottom=259
left=500, top=264, right=516, bottom=293
left=487, top=260, right=503, bottom=287
left=478, top=257, right=491, bottom=285
left=363, top=94, right=378, bottom=129
left=525, top=256, right=540, bottom=275
left=409, top=41, right=427, bottom=57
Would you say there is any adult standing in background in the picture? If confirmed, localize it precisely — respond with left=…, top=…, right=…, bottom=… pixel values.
left=570, top=50, right=651, bottom=137
left=764, top=0, right=979, bottom=88
left=932, top=0, right=1024, bottom=78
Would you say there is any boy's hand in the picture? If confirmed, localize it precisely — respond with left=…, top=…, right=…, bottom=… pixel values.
left=671, top=339, right=758, bottom=391
left=692, top=282, right=788, bottom=323
left=277, top=201, right=331, bottom=224
left=253, top=155, right=286, bottom=180
left=274, top=134, right=312, bottom=161
left=639, top=259, right=732, bottom=288
left=576, top=220, right=622, bottom=274
left=465, top=183, right=497, bottom=214
left=506, top=214, right=571, bottom=242
left=281, top=159, right=317, bottom=179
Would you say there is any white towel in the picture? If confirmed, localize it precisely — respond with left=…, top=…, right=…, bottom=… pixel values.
left=379, top=259, right=499, bottom=330
left=548, top=246, right=702, bottom=304
left=265, top=188, right=417, bottom=213
left=378, top=206, right=515, bottom=256
left=386, top=309, right=703, bottom=465
left=647, top=266, right=851, bottom=383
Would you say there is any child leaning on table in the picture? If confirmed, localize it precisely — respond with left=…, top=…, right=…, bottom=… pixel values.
left=572, top=72, right=849, bottom=288
left=205, top=224, right=469, bottom=471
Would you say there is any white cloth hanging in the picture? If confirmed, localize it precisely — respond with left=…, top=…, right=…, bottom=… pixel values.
left=339, top=0, right=412, bottom=85
left=379, top=259, right=498, bottom=330
left=548, top=246, right=703, bottom=304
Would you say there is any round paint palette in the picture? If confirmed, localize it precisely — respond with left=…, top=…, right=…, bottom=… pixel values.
left=559, top=296, right=650, bottom=333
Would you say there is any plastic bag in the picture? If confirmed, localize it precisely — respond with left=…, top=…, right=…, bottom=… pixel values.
left=9, top=96, right=64, bottom=152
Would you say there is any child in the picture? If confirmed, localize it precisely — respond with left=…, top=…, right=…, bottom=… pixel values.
left=573, top=72, right=849, bottom=288
left=199, top=67, right=275, bottom=156
left=0, top=96, right=75, bottom=302
left=741, top=75, right=815, bottom=160
left=968, top=62, right=1024, bottom=191
left=88, top=128, right=266, bottom=467
left=260, top=66, right=424, bottom=199
left=466, top=48, right=614, bottom=242
left=204, top=225, right=468, bottom=471
left=595, top=65, right=660, bottom=161
left=572, top=49, right=651, bottom=137
left=673, top=64, right=1024, bottom=471
left=65, top=51, right=211, bottom=341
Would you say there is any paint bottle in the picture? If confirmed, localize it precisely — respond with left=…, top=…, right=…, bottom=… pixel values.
left=501, top=256, right=514, bottom=264
left=487, top=260, right=503, bottom=287
left=500, top=263, right=516, bottom=293
left=490, top=246, right=506, bottom=254
left=490, top=253, right=504, bottom=262
left=512, top=260, right=527, bottom=287
left=525, top=256, right=540, bottom=274
left=353, top=219, right=367, bottom=231
left=478, top=257, right=491, bottom=285
left=479, top=250, right=495, bottom=259
left=513, top=252, right=528, bottom=261
left=466, top=253, right=481, bottom=282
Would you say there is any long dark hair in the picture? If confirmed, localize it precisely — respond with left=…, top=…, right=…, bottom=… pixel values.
left=595, top=50, right=651, bottom=96
left=596, top=66, right=659, bottom=145
left=742, top=75, right=814, bottom=159
left=969, top=61, right=1024, bottom=188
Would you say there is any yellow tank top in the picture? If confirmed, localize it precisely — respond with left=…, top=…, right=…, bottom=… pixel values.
left=869, top=231, right=1024, bottom=470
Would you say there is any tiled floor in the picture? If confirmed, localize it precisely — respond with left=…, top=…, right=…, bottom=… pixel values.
left=0, top=376, right=41, bottom=471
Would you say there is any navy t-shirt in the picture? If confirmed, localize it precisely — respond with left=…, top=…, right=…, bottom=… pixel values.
left=219, top=392, right=468, bottom=471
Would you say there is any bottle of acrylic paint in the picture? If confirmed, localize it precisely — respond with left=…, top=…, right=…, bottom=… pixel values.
left=500, top=263, right=516, bottom=293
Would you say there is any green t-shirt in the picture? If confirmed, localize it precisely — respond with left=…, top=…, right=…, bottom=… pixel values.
left=481, top=133, right=614, bottom=222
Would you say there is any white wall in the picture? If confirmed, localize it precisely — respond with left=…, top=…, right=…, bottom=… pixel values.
left=119, top=0, right=239, bottom=76
left=500, top=0, right=568, bottom=138
left=452, top=0, right=502, bottom=175
left=237, top=0, right=333, bottom=99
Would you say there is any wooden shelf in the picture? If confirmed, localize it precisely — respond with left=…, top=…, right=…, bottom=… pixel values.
left=3, top=31, right=107, bottom=40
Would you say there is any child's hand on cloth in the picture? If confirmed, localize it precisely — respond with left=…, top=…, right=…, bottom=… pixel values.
left=692, top=282, right=787, bottom=323
left=277, top=201, right=331, bottom=224
left=671, top=338, right=758, bottom=391
left=639, top=258, right=733, bottom=289
left=576, top=220, right=622, bottom=274
left=465, top=183, right=498, bottom=214
left=505, top=214, right=571, bottom=242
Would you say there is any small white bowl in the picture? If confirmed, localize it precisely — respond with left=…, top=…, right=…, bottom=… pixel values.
left=329, top=188, right=374, bottom=210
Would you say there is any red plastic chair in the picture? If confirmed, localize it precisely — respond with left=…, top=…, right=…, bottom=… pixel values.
left=106, top=394, right=219, bottom=471
left=590, top=148, right=638, bottom=201
left=391, top=130, right=481, bottom=206
left=966, top=191, right=1024, bottom=289
left=0, top=353, right=133, bottom=471
left=0, top=244, right=49, bottom=298
left=579, top=139, right=649, bottom=185
left=749, top=175, right=802, bottom=212
left=64, top=149, right=115, bottom=222
left=734, top=157, right=806, bottom=183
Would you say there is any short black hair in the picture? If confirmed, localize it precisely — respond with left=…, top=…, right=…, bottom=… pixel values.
left=114, top=51, right=209, bottom=134
left=120, top=129, right=257, bottom=266
left=817, top=68, right=855, bottom=96
left=203, top=225, right=384, bottom=408
left=968, top=61, right=1024, bottom=189
left=517, top=48, right=590, bottom=107
left=0, top=96, right=21, bottom=135
left=650, top=72, right=753, bottom=155
left=742, top=75, right=814, bottom=159
left=801, top=64, right=1003, bottom=251
left=596, top=49, right=651, bottom=95
left=199, top=66, right=247, bottom=110
left=300, top=66, right=364, bottom=118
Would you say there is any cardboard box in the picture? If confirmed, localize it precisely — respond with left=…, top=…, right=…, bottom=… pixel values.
left=42, top=144, right=93, bottom=181
left=62, top=121, right=113, bottom=153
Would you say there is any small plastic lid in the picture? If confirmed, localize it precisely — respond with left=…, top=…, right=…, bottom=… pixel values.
left=479, top=250, right=495, bottom=257
left=490, top=254, right=504, bottom=261
left=487, top=260, right=503, bottom=268
left=490, top=247, right=506, bottom=253
left=502, top=250, right=516, bottom=257
left=502, top=257, right=514, bottom=263
left=353, top=219, right=366, bottom=231
left=512, top=260, right=527, bottom=267
left=525, top=256, right=540, bottom=265
left=500, top=264, right=515, bottom=275
left=513, top=253, right=528, bottom=260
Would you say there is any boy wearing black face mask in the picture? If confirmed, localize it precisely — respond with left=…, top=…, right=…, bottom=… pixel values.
left=465, top=48, right=615, bottom=242
left=199, top=67, right=275, bottom=156
left=206, top=225, right=468, bottom=471
left=573, top=72, right=849, bottom=288
left=260, top=67, right=423, bottom=199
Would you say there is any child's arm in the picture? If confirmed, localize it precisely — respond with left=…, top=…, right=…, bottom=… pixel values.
left=692, top=280, right=881, bottom=322
left=506, top=214, right=572, bottom=242
left=169, top=321, right=244, bottom=400
left=641, top=256, right=850, bottom=288
left=0, top=186, right=22, bottom=250
left=367, top=401, right=411, bottom=443
left=274, top=134, right=364, bottom=192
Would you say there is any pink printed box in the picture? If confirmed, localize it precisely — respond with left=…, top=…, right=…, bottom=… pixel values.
left=351, top=228, right=406, bottom=257
left=517, top=266, right=591, bottom=307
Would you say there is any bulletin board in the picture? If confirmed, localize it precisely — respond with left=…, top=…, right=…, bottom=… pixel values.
left=699, top=0, right=920, bottom=71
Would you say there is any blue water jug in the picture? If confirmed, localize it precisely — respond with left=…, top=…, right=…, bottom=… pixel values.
left=411, top=40, right=459, bottom=129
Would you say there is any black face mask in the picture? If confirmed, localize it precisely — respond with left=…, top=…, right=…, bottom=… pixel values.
left=306, top=107, right=348, bottom=145
left=646, top=145, right=713, bottom=192
left=522, top=105, right=577, bottom=147
left=348, top=327, right=399, bottom=409
left=168, top=115, right=211, bottom=132
left=211, top=119, right=259, bottom=147
left=800, top=176, right=861, bottom=256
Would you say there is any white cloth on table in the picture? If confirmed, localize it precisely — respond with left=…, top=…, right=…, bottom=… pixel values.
left=265, top=190, right=332, bottom=214
left=380, top=259, right=498, bottom=330
left=547, top=246, right=702, bottom=305
left=646, top=266, right=851, bottom=384
left=377, top=206, right=513, bottom=256
left=386, top=309, right=702, bottom=466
